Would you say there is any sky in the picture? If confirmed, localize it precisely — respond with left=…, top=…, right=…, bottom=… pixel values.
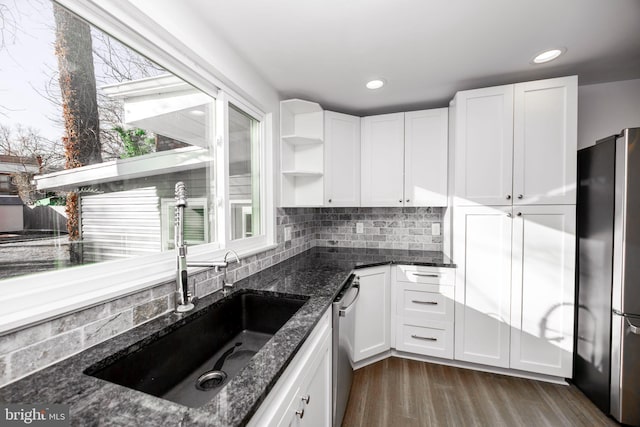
left=0, top=0, right=63, bottom=142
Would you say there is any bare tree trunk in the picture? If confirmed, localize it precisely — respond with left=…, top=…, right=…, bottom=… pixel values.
left=53, top=4, right=101, bottom=245
left=53, top=4, right=102, bottom=167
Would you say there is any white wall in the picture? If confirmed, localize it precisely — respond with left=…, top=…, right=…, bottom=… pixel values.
left=578, top=79, right=640, bottom=149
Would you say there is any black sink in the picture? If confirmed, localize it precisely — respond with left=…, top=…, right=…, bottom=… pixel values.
left=85, top=290, right=308, bottom=407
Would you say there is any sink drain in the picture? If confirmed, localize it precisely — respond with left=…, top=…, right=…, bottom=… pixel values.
left=196, top=370, right=228, bottom=390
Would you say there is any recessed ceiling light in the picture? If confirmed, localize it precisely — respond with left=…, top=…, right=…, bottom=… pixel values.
left=189, top=109, right=205, bottom=116
left=532, top=48, right=565, bottom=64
left=366, top=79, right=385, bottom=90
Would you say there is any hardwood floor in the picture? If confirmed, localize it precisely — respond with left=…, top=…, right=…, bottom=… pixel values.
left=342, top=358, right=618, bottom=427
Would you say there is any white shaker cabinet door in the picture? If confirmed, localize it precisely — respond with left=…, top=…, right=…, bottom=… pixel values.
left=361, top=113, right=405, bottom=207
left=513, top=76, right=577, bottom=205
left=352, top=266, right=391, bottom=362
left=510, top=205, right=575, bottom=377
left=453, top=85, right=514, bottom=206
left=404, top=108, right=448, bottom=207
left=454, top=206, right=513, bottom=368
left=298, top=334, right=331, bottom=427
left=324, top=111, right=361, bottom=207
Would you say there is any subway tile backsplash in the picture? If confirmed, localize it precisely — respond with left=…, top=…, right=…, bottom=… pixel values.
left=0, top=206, right=442, bottom=387
left=315, top=207, right=443, bottom=251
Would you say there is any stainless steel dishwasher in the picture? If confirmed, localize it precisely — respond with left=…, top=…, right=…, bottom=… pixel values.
left=332, top=273, right=360, bottom=427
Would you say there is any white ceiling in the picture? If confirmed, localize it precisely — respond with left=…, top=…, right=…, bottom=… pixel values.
left=187, top=0, right=640, bottom=116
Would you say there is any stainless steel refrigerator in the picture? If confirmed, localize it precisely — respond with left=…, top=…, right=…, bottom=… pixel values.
left=575, top=127, right=640, bottom=426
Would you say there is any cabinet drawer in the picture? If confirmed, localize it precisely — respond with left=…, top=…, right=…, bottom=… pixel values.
left=399, top=286, right=454, bottom=322
left=396, top=265, right=455, bottom=286
left=395, top=321, right=453, bottom=359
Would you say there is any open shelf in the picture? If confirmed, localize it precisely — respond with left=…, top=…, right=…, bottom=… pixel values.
left=282, top=135, right=323, bottom=146
left=281, top=170, right=323, bottom=177
left=280, top=99, right=325, bottom=207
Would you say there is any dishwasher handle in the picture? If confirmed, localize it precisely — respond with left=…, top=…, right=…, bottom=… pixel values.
left=339, top=282, right=360, bottom=317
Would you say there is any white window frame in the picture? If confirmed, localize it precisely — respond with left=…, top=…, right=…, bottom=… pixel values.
left=216, top=92, right=269, bottom=254
left=0, top=0, right=276, bottom=334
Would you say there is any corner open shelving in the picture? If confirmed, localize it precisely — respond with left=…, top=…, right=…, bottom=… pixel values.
left=280, top=99, right=324, bottom=207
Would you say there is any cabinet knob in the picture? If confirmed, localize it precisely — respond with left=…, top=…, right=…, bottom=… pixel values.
left=399, top=199, right=403, bottom=203
left=518, top=194, right=523, bottom=199
left=506, top=195, right=512, bottom=200
left=517, top=212, right=522, bottom=216
left=406, top=199, right=410, bottom=203
left=301, top=395, right=310, bottom=404
left=295, top=409, right=305, bottom=419
left=328, top=199, right=332, bottom=203
left=507, top=213, right=512, bottom=218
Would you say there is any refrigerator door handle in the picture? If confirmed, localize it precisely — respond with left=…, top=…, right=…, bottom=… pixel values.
left=626, top=317, right=640, bottom=335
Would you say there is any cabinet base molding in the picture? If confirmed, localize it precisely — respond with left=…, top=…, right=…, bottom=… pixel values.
left=353, top=349, right=569, bottom=386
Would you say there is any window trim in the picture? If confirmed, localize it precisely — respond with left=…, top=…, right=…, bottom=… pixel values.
left=0, top=0, right=276, bottom=334
left=217, top=92, right=269, bottom=251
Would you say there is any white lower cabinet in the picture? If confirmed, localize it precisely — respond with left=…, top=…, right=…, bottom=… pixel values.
left=276, top=332, right=331, bottom=427
left=247, top=310, right=331, bottom=427
left=352, top=265, right=391, bottom=362
left=453, top=205, right=576, bottom=377
left=393, top=265, right=456, bottom=359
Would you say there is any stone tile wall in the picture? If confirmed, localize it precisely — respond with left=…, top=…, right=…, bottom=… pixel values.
left=0, top=206, right=441, bottom=387
left=315, top=207, right=443, bottom=251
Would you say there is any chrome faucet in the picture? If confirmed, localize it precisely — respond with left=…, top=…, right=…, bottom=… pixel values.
left=174, top=182, right=195, bottom=313
left=188, top=250, right=241, bottom=297
left=174, top=181, right=242, bottom=313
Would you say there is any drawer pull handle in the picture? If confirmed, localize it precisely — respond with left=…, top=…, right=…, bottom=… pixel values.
left=411, top=300, right=438, bottom=305
left=295, top=409, right=305, bottom=419
left=411, top=273, right=440, bottom=278
left=301, top=395, right=310, bottom=404
left=411, top=335, right=437, bottom=341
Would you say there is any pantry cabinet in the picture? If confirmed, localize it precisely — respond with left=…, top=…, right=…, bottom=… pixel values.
left=453, top=206, right=513, bottom=367
left=352, top=265, right=391, bottom=362
left=510, top=205, right=575, bottom=377
left=452, top=85, right=514, bottom=206
left=361, top=109, right=448, bottom=207
left=324, top=111, right=361, bottom=206
left=453, top=205, right=576, bottom=376
left=452, top=76, right=577, bottom=206
left=513, top=77, right=578, bottom=205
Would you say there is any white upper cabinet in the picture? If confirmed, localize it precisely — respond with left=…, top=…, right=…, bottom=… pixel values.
left=513, top=76, right=578, bottom=205
left=362, top=109, right=449, bottom=207
left=510, top=205, right=575, bottom=377
left=324, top=111, right=361, bottom=207
left=452, top=76, right=577, bottom=207
left=453, top=85, right=514, bottom=206
left=361, top=113, right=405, bottom=206
left=404, top=108, right=448, bottom=207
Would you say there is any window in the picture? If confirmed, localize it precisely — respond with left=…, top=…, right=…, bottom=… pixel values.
left=0, top=0, right=274, bottom=333
left=0, top=0, right=215, bottom=277
left=228, top=104, right=261, bottom=241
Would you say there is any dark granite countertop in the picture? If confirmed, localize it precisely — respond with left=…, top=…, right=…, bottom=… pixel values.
left=0, top=247, right=454, bottom=426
